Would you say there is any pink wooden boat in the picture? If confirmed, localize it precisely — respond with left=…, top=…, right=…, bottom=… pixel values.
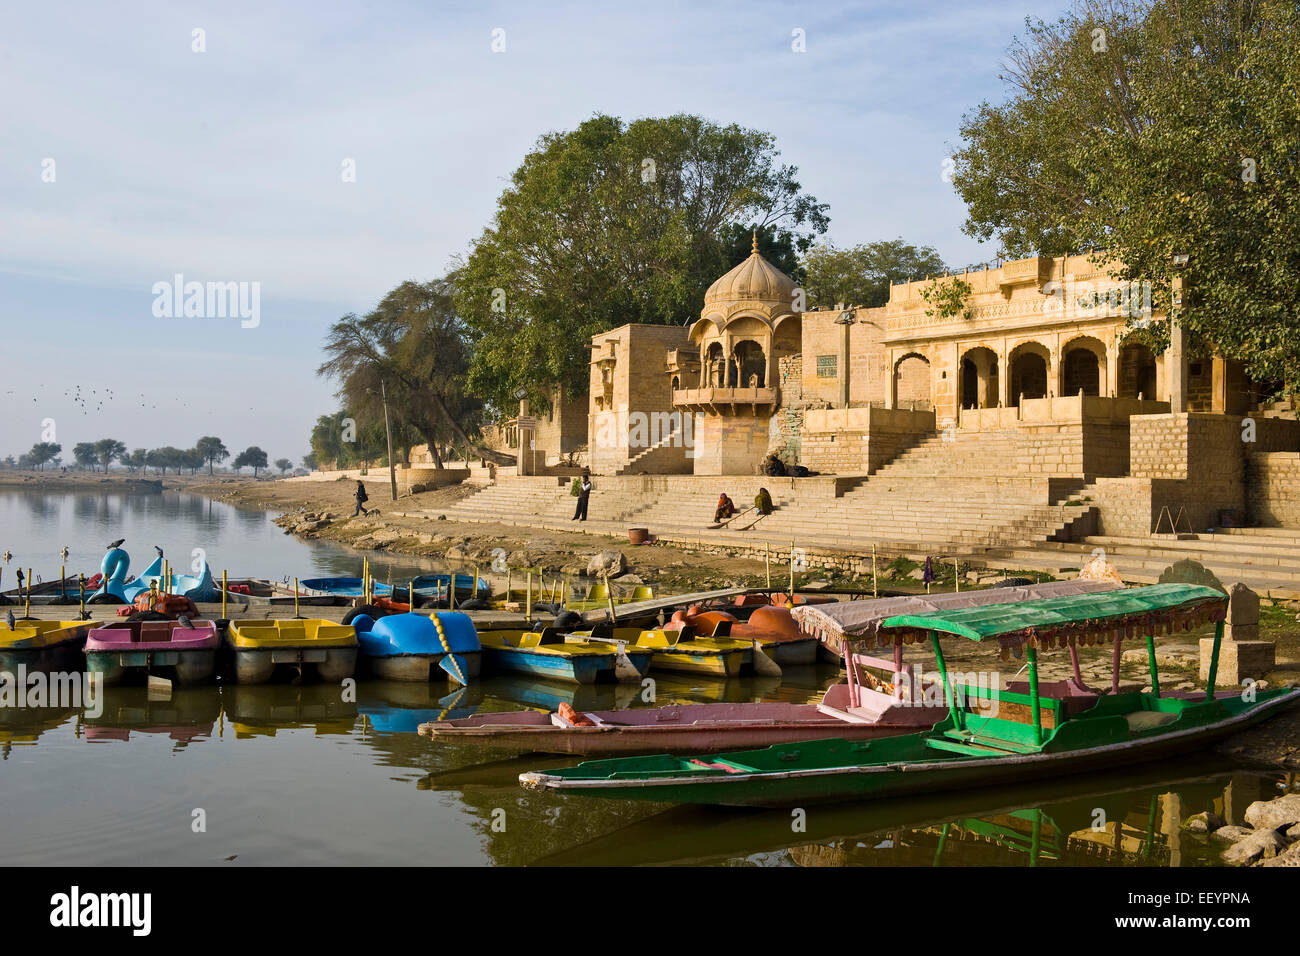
left=419, top=652, right=949, bottom=755
left=85, top=619, right=220, bottom=685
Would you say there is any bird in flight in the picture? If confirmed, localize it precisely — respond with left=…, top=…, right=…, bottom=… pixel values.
left=1, top=550, right=10, bottom=564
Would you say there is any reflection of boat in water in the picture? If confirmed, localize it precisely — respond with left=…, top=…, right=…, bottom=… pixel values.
left=527, top=757, right=1260, bottom=867
left=358, top=683, right=482, bottom=734
left=223, top=683, right=359, bottom=738
left=81, top=686, right=221, bottom=744
left=0, top=706, right=78, bottom=753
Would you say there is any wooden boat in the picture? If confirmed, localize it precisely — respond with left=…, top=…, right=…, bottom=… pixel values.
left=225, top=619, right=358, bottom=684
left=478, top=626, right=652, bottom=684
left=0, top=574, right=92, bottom=605
left=410, top=573, right=491, bottom=603
left=0, top=620, right=90, bottom=671
left=421, top=650, right=946, bottom=755
left=352, top=610, right=481, bottom=684
left=520, top=584, right=1300, bottom=806
left=84, top=619, right=219, bottom=685
left=218, top=578, right=341, bottom=607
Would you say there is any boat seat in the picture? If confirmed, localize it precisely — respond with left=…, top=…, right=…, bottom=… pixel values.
left=1124, top=710, right=1179, bottom=733
left=138, top=622, right=175, bottom=643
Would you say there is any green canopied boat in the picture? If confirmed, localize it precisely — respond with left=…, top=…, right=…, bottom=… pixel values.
left=519, top=584, right=1300, bottom=807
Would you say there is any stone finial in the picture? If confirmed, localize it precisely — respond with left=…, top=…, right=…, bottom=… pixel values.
left=752, top=231, right=759, bottom=255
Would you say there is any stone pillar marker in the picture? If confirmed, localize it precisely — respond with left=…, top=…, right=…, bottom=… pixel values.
left=1200, top=582, right=1276, bottom=685
left=1168, top=269, right=1188, bottom=411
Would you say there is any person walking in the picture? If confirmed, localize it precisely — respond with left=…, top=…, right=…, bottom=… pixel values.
left=572, top=470, right=592, bottom=522
left=353, top=480, right=369, bottom=516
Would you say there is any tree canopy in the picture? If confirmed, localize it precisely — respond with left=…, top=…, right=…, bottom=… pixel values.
left=455, top=113, right=829, bottom=411
left=952, top=0, right=1300, bottom=384
left=801, top=239, right=948, bottom=309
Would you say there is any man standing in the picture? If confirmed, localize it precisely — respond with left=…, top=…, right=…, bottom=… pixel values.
left=353, top=480, right=369, bottom=516
left=572, top=470, right=592, bottom=522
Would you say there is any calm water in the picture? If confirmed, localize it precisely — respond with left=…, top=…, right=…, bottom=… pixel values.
left=0, top=490, right=1290, bottom=866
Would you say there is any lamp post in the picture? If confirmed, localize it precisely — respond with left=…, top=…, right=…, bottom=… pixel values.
left=380, top=380, right=397, bottom=501
left=834, top=309, right=855, bottom=408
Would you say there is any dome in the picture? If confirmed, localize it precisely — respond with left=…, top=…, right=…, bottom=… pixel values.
left=704, top=233, right=798, bottom=307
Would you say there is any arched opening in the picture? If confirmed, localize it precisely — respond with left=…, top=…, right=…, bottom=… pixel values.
left=704, top=343, right=725, bottom=387
left=1117, top=342, right=1157, bottom=400
left=958, top=346, right=999, bottom=409
left=732, top=339, right=767, bottom=388
left=1009, top=346, right=1048, bottom=406
left=1062, top=348, right=1100, bottom=396
left=894, top=353, right=931, bottom=408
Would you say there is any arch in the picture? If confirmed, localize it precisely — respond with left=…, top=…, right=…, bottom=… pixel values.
left=688, top=314, right=725, bottom=345
left=893, top=352, right=932, bottom=408
left=1117, top=341, right=1158, bottom=400
left=703, top=342, right=726, bottom=387
left=732, top=339, right=767, bottom=388
left=1008, top=342, right=1050, bottom=406
left=1061, top=335, right=1106, bottom=397
left=958, top=345, right=999, bottom=409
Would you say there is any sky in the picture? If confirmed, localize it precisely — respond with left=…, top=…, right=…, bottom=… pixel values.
left=0, top=0, right=1068, bottom=465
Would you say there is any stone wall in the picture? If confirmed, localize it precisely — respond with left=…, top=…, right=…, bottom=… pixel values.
left=1248, top=453, right=1300, bottom=527
left=1013, top=421, right=1129, bottom=478
left=769, top=354, right=806, bottom=464
left=588, top=324, right=691, bottom=474
left=800, top=406, right=935, bottom=474
left=691, top=415, right=772, bottom=475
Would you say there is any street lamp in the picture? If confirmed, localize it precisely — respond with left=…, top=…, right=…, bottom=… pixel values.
left=834, top=309, right=855, bottom=408
left=366, top=380, right=398, bottom=501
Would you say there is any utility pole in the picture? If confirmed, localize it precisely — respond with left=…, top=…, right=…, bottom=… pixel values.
left=381, top=379, right=397, bottom=501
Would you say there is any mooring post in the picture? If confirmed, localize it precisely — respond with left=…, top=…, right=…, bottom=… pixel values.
left=765, top=542, right=771, bottom=591
left=872, top=544, right=878, bottom=598
left=222, top=569, right=228, bottom=620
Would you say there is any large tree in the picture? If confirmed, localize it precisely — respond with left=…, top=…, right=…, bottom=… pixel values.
left=72, top=442, right=98, bottom=471
left=801, top=240, right=948, bottom=309
left=95, top=438, right=126, bottom=472
left=456, top=113, right=829, bottom=411
left=195, top=436, right=229, bottom=475
left=233, top=446, right=269, bottom=477
left=952, top=0, right=1300, bottom=385
left=319, top=278, right=492, bottom=467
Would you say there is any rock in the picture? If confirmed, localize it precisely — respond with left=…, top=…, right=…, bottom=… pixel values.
left=1222, top=828, right=1287, bottom=865
left=1288, top=822, right=1300, bottom=841
left=1211, top=825, right=1254, bottom=844
left=618, top=573, right=644, bottom=585
left=446, top=545, right=470, bottom=561
left=906, top=568, right=927, bottom=581
left=1244, top=794, right=1300, bottom=832
left=1183, top=811, right=1225, bottom=833
left=1259, top=841, right=1300, bottom=867
left=586, top=551, right=628, bottom=577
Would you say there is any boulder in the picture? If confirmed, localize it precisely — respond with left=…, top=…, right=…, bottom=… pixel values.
left=1244, top=794, right=1300, bottom=832
left=1259, top=841, right=1300, bottom=867
left=1183, top=811, right=1225, bottom=833
left=1211, top=825, right=1254, bottom=844
left=586, top=551, right=628, bottom=577
left=1221, top=828, right=1287, bottom=865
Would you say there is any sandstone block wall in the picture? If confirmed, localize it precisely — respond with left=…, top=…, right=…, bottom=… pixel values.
left=691, top=415, right=771, bottom=475
left=1248, top=453, right=1300, bottom=527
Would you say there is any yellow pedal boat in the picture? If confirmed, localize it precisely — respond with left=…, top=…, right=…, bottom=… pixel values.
left=0, top=620, right=90, bottom=671
left=225, top=620, right=357, bottom=684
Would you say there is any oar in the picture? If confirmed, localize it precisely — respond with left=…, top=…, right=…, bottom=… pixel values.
left=750, top=638, right=782, bottom=677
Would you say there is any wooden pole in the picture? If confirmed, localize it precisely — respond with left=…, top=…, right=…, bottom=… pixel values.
left=1027, top=644, right=1043, bottom=746
left=222, top=569, right=228, bottom=619
left=954, top=558, right=960, bottom=593
left=473, top=565, right=479, bottom=601
left=294, top=578, right=300, bottom=619
left=60, top=564, right=66, bottom=601
left=1111, top=636, right=1122, bottom=695
left=929, top=630, right=962, bottom=732
left=79, top=576, right=86, bottom=618
left=25, top=568, right=31, bottom=618
left=603, top=573, right=617, bottom=621
left=788, top=543, right=795, bottom=600
left=872, top=545, right=878, bottom=598
left=1145, top=633, right=1161, bottom=697
left=765, top=542, right=771, bottom=591
left=409, top=579, right=415, bottom=612
left=525, top=570, right=532, bottom=619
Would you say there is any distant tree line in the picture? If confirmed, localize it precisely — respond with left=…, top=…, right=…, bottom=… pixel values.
left=6, top=435, right=296, bottom=478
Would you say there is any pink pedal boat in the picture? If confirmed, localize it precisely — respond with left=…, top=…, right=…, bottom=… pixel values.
left=85, top=619, right=220, bottom=685
left=418, top=652, right=949, bottom=755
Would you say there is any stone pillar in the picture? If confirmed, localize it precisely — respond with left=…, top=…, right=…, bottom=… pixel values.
left=837, top=321, right=851, bottom=408
left=884, top=349, right=896, bottom=409
left=516, top=398, right=532, bottom=475
left=1211, top=356, right=1228, bottom=413
left=1169, top=275, right=1188, bottom=411
left=1200, top=582, right=1276, bottom=684
left=1105, top=340, right=1118, bottom=398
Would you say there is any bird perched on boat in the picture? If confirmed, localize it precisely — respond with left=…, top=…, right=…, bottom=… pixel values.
left=60, top=546, right=70, bottom=562
left=154, top=546, right=164, bottom=559
left=177, top=614, right=195, bottom=629
left=5, top=609, right=14, bottom=631
left=107, top=538, right=125, bottom=550
left=15, top=569, right=24, bottom=587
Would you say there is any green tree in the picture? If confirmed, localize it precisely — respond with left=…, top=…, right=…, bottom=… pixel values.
left=302, top=451, right=318, bottom=471
left=95, top=438, right=126, bottom=472
left=72, top=442, right=98, bottom=471
left=26, top=442, right=61, bottom=470
left=233, top=446, right=269, bottom=477
left=952, top=0, right=1300, bottom=384
left=801, top=239, right=948, bottom=309
left=456, top=113, right=829, bottom=411
left=125, top=448, right=148, bottom=472
left=275, top=457, right=293, bottom=475
left=319, top=278, right=490, bottom=466
left=195, top=436, right=229, bottom=475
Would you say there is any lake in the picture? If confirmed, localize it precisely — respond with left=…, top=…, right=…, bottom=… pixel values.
left=0, top=489, right=1288, bottom=866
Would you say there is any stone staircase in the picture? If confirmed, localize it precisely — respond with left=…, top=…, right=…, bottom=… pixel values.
left=983, top=527, right=1300, bottom=599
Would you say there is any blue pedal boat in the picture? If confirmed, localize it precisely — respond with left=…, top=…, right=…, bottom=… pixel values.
left=301, top=576, right=393, bottom=599
left=478, top=626, right=652, bottom=684
left=351, top=611, right=480, bottom=684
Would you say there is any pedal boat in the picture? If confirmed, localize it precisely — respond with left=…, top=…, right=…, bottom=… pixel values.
left=85, top=619, right=219, bottom=685
left=421, top=651, right=947, bottom=755
left=225, top=619, right=358, bottom=684
left=0, top=620, right=90, bottom=671
left=666, top=605, right=817, bottom=666
left=352, top=611, right=481, bottom=684
left=478, top=626, right=652, bottom=684
left=632, top=619, right=757, bottom=676
left=520, top=584, right=1300, bottom=806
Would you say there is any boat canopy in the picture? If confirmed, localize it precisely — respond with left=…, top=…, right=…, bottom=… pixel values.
left=791, top=579, right=1120, bottom=652
left=878, top=583, right=1226, bottom=654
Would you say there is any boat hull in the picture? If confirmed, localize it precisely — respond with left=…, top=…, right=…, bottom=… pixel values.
left=647, top=649, right=745, bottom=677
left=483, top=647, right=650, bottom=685
left=366, top=651, right=482, bottom=682
left=87, top=649, right=217, bottom=685
left=520, top=689, right=1300, bottom=807
left=231, top=647, right=358, bottom=684
left=423, top=704, right=940, bottom=756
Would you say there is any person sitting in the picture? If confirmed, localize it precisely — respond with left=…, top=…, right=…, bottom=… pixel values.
left=754, top=487, right=774, bottom=516
left=714, top=493, right=736, bottom=523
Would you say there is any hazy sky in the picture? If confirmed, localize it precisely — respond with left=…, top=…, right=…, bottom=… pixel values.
left=0, top=0, right=1065, bottom=464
